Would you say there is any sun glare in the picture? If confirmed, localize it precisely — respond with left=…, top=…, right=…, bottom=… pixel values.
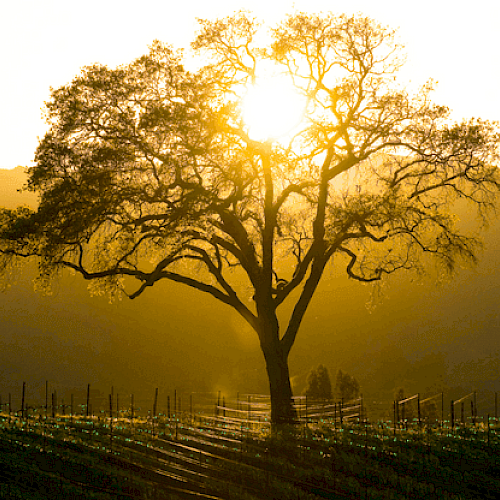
left=241, top=73, right=305, bottom=142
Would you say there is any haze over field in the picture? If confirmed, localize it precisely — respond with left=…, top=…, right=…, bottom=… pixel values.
left=1, top=167, right=499, bottom=408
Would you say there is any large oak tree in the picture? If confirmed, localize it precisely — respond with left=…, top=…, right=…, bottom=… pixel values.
left=1, top=12, right=499, bottom=424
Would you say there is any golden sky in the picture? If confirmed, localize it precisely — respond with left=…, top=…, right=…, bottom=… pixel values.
left=1, top=0, right=499, bottom=168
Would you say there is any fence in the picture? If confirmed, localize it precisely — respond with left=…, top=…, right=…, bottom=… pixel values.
left=1, top=381, right=499, bottom=433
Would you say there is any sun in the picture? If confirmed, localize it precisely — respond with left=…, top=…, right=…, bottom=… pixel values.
left=241, top=73, right=305, bottom=142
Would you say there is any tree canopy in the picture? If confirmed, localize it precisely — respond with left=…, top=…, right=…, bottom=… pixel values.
left=305, top=364, right=332, bottom=400
left=1, top=12, right=499, bottom=424
left=335, top=369, right=360, bottom=402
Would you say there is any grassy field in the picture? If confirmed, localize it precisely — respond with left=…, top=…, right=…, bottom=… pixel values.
left=1, top=409, right=499, bottom=499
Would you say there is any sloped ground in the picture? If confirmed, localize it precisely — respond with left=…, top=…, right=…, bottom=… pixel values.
left=1, top=415, right=500, bottom=499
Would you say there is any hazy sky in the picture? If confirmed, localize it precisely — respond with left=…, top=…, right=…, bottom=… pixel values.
left=1, top=0, right=499, bottom=168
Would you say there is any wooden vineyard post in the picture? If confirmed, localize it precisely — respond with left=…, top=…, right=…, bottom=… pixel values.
left=153, top=387, right=159, bottom=420
left=109, top=394, right=113, bottom=452
left=247, top=395, right=251, bottom=431
left=86, top=384, right=90, bottom=418
left=305, top=395, right=308, bottom=427
left=174, top=390, right=177, bottom=419
left=441, top=392, right=444, bottom=428
left=130, top=394, right=135, bottom=441
left=8, top=393, right=11, bottom=424
left=152, top=388, right=158, bottom=437
left=495, top=392, right=498, bottom=421
left=487, top=414, right=490, bottom=446
left=450, top=400, right=455, bottom=429
left=52, top=392, right=56, bottom=418
left=361, top=394, right=364, bottom=423
left=45, top=381, right=48, bottom=420
left=417, top=393, right=421, bottom=428
left=393, top=401, right=396, bottom=437
left=21, top=382, right=26, bottom=420
left=174, top=390, right=179, bottom=440
left=167, top=395, right=170, bottom=420
left=473, top=391, right=477, bottom=425
left=70, top=394, right=74, bottom=423
left=402, top=400, right=406, bottom=430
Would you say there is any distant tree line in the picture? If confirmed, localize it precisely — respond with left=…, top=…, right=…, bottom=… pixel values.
left=304, top=365, right=360, bottom=401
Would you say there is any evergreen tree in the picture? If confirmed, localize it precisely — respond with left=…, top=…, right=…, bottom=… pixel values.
left=305, top=364, right=332, bottom=400
left=335, top=370, right=360, bottom=401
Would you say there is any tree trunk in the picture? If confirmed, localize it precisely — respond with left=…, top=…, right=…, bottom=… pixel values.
left=262, top=342, right=296, bottom=425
